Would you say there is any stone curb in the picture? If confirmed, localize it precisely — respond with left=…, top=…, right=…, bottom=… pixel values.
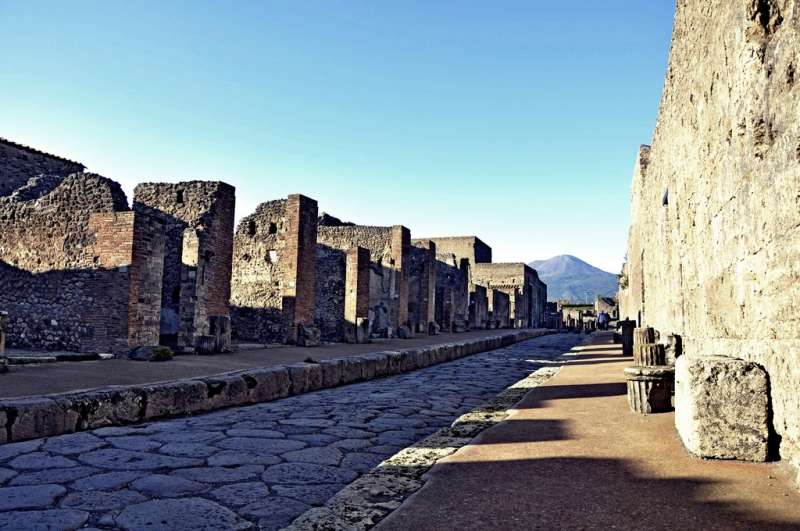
left=0, top=329, right=554, bottom=444
left=282, top=359, right=566, bottom=530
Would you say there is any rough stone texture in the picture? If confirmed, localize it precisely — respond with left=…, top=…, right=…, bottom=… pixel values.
left=623, top=365, right=674, bottom=414
left=0, top=171, right=165, bottom=354
left=0, top=138, right=84, bottom=197
left=408, top=240, right=436, bottom=335
left=675, top=355, right=769, bottom=461
left=472, top=262, right=547, bottom=328
left=230, top=195, right=318, bottom=345
left=133, top=181, right=235, bottom=353
left=422, top=236, right=492, bottom=268
left=343, top=247, right=371, bottom=343
left=0, top=333, right=575, bottom=529
left=486, top=288, right=510, bottom=329
left=316, top=224, right=410, bottom=338
left=619, top=0, right=800, bottom=475
left=468, top=284, right=489, bottom=329
left=433, top=253, right=470, bottom=332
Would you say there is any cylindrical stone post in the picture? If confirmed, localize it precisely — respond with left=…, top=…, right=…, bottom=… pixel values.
left=619, top=320, right=635, bottom=357
left=634, top=343, right=666, bottom=366
left=633, top=327, right=656, bottom=348
left=624, top=365, right=674, bottom=414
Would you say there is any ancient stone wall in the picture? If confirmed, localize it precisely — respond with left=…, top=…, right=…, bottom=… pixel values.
left=134, top=181, right=235, bottom=352
left=472, top=262, right=544, bottom=328
left=434, top=253, right=470, bottom=332
left=469, top=284, right=489, bottom=329
left=317, top=224, right=410, bottom=337
left=0, top=139, right=84, bottom=197
left=409, top=240, right=437, bottom=334
left=231, top=195, right=318, bottom=344
left=620, top=0, right=800, bottom=479
left=487, top=288, right=510, bottom=328
left=423, top=236, right=492, bottom=267
left=0, top=173, right=163, bottom=353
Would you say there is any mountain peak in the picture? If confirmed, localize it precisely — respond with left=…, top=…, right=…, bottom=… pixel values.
left=528, top=255, right=617, bottom=303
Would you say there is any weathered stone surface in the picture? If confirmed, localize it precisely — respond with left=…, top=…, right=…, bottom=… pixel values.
left=202, top=374, right=252, bottom=409
left=0, top=438, right=43, bottom=462
left=618, top=0, right=800, bottom=476
left=116, top=498, right=253, bottom=530
left=624, top=365, right=674, bottom=414
left=173, top=465, right=265, bottom=483
left=142, top=380, right=208, bottom=419
left=9, top=466, right=99, bottom=486
left=130, top=474, right=208, bottom=497
left=0, top=484, right=66, bottom=510
left=217, top=437, right=306, bottom=454
left=287, top=362, right=324, bottom=394
left=8, top=452, right=78, bottom=470
left=107, top=435, right=162, bottom=451
left=319, top=358, right=344, bottom=387
left=78, top=448, right=203, bottom=470
left=0, top=509, right=89, bottom=531
left=71, top=471, right=145, bottom=491
left=675, top=356, right=769, bottom=461
left=240, top=496, right=311, bottom=530
left=262, top=463, right=358, bottom=485
left=282, top=446, right=343, bottom=466
left=42, top=432, right=105, bottom=455
left=60, top=489, right=146, bottom=511
left=0, top=409, right=6, bottom=444
left=210, top=481, right=271, bottom=507
left=7, top=398, right=80, bottom=441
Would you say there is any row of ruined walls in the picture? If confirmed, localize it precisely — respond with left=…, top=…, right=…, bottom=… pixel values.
left=620, top=0, right=800, bottom=479
left=0, top=148, right=236, bottom=354
left=471, top=262, right=547, bottom=329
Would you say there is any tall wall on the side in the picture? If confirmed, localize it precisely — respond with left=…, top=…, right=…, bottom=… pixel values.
left=0, top=173, right=163, bottom=353
left=134, top=181, right=235, bottom=352
left=424, top=236, right=492, bottom=267
left=231, top=195, right=318, bottom=344
left=434, top=253, right=470, bottom=332
left=316, top=224, right=410, bottom=338
left=408, top=240, right=437, bottom=334
left=620, top=0, right=800, bottom=478
left=0, top=139, right=85, bottom=197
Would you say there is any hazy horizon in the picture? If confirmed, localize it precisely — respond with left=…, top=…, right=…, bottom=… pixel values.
left=0, top=1, right=675, bottom=273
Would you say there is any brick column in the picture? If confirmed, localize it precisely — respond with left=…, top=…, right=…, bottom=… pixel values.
left=391, top=225, right=411, bottom=335
left=345, top=246, right=370, bottom=343
left=283, top=194, right=319, bottom=344
left=415, top=240, right=437, bottom=334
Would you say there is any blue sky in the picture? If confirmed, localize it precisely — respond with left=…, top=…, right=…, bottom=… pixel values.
left=0, top=1, right=674, bottom=273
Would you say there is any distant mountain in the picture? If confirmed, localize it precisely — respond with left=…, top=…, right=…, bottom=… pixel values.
left=528, top=255, right=618, bottom=303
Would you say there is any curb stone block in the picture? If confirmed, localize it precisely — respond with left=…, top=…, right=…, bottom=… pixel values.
left=69, top=387, right=144, bottom=430
left=245, top=367, right=290, bottom=402
left=356, top=356, right=377, bottom=380
left=142, top=380, right=208, bottom=420
left=385, top=351, right=404, bottom=375
left=363, top=353, right=389, bottom=377
left=287, top=363, right=323, bottom=395
left=411, top=349, right=431, bottom=369
left=202, top=374, right=251, bottom=410
left=340, top=358, right=364, bottom=384
left=7, top=397, right=80, bottom=441
left=0, top=410, right=6, bottom=444
left=319, top=359, right=344, bottom=388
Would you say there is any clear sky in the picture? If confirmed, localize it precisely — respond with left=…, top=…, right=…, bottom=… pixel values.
left=0, top=1, right=675, bottom=273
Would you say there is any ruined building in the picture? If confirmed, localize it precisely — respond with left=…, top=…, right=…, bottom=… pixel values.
left=471, top=262, right=547, bottom=328
left=619, top=0, right=800, bottom=483
left=0, top=141, right=164, bottom=353
left=230, top=195, right=318, bottom=345
left=134, top=181, right=235, bottom=353
left=316, top=219, right=411, bottom=339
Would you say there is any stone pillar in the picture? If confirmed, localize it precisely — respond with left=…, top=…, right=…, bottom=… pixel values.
left=414, top=240, right=437, bottom=334
left=344, top=247, right=370, bottom=343
left=392, top=225, right=411, bottom=338
left=283, top=194, right=320, bottom=346
left=619, top=320, right=636, bottom=357
left=0, top=311, right=7, bottom=373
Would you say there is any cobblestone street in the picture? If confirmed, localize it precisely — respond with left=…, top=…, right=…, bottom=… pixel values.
left=0, top=334, right=582, bottom=530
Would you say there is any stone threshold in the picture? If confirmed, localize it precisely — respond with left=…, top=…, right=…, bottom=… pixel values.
left=0, top=330, right=553, bottom=445
left=283, top=355, right=569, bottom=530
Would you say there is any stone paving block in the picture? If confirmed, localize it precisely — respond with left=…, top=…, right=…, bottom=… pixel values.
left=130, top=474, right=208, bottom=497
left=0, top=509, right=89, bottom=531
left=9, top=466, right=99, bottom=486
left=60, top=489, right=147, bottom=512
left=0, top=484, right=67, bottom=510
left=142, top=380, right=208, bottom=419
left=211, top=481, right=271, bottom=507
left=6, top=397, right=80, bottom=441
left=42, top=432, right=105, bottom=455
left=262, top=463, right=358, bottom=485
left=240, top=496, right=311, bottom=529
left=115, top=498, right=252, bottom=531
left=675, top=355, right=770, bottom=461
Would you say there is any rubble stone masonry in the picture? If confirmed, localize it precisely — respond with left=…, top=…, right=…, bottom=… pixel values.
left=134, top=181, right=235, bottom=352
left=230, top=195, right=318, bottom=344
left=0, top=139, right=84, bottom=197
left=619, top=0, right=800, bottom=480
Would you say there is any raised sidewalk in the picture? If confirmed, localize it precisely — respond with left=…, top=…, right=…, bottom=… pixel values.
left=0, top=329, right=551, bottom=444
left=378, top=333, right=800, bottom=530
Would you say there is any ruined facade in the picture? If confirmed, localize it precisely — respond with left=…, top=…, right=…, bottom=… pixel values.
left=133, top=182, right=235, bottom=353
left=620, top=0, right=800, bottom=480
left=433, top=253, right=470, bottom=332
left=230, top=195, right=318, bottom=345
left=0, top=138, right=84, bottom=197
left=472, top=263, right=547, bottom=328
left=486, top=288, right=510, bottom=329
left=408, top=240, right=437, bottom=334
left=426, top=236, right=492, bottom=267
left=316, top=222, right=410, bottom=339
left=0, top=162, right=165, bottom=353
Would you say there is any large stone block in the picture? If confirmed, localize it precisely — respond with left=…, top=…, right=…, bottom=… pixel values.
left=142, top=380, right=208, bottom=419
left=245, top=367, right=290, bottom=402
left=68, top=387, right=145, bottom=429
left=202, top=374, right=252, bottom=409
left=287, top=363, right=323, bottom=394
left=675, top=355, right=769, bottom=461
left=319, top=359, right=344, bottom=388
left=6, top=397, right=80, bottom=441
left=0, top=409, right=6, bottom=444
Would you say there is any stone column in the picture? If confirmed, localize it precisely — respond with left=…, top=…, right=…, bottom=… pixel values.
left=284, top=194, right=320, bottom=346
left=625, top=326, right=673, bottom=414
left=618, top=319, right=636, bottom=357
left=344, top=247, right=370, bottom=343
left=392, top=225, right=411, bottom=338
